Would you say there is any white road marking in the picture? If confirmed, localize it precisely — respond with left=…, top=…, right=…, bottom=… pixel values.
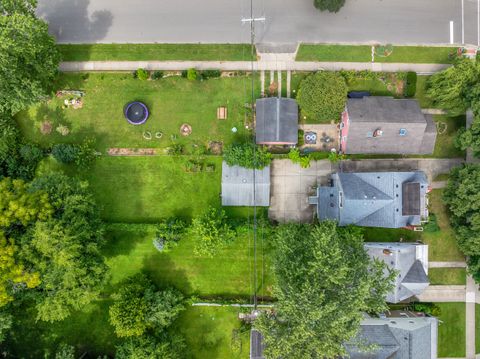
left=450, top=20, right=455, bottom=44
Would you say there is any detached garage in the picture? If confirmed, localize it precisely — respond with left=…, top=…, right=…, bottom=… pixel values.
left=255, top=97, right=298, bottom=146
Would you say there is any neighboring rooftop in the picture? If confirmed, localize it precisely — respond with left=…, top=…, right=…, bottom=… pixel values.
left=311, top=171, right=429, bottom=228
left=345, top=316, right=438, bottom=359
left=221, top=162, right=270, bottom=206
left=255, top=97, right=298, bottom=145
left=250, top=329, right=265, bottom=359
left=364, top=242, right=429, bottom=303
left=340, top=97, right=436, bottom=155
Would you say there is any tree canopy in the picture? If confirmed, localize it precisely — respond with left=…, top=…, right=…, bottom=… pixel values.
left=0, top=0, right=60, bottom=114
left=444, top=165, right=480, bottom=281
left=427, top=59, right=480, bottom=115
left=313, top=0, right=346, bottom=12
left=254, top=222, right=394, bottom=358
left=297, top=71, right=348, bottom=123
left=109, top=274, right=185, bottom=338
left=115, top=333, right=186, bottom=359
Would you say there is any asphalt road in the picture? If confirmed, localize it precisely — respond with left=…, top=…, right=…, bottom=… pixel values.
left=37, top=0, right=480, bottom=46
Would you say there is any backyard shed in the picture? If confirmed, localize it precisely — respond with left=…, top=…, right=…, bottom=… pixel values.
left=221, top=162, right=270, bottom=206
left=255, top=97, right=298, bottom=145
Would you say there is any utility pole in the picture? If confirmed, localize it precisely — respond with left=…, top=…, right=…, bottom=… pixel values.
left=241, top=5, right=265, bottom=311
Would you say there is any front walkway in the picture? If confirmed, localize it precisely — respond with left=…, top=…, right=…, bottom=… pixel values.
left=59, top=60, right=449, bottom=74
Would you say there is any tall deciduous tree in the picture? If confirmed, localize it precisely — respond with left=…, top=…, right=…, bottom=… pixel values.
left=313, top=0, right=346, bottom=12
left=115, top=333, right=186, bottom=359
left=254, top=222, right=395, bottom=359
left=426, top=59, right=480, bottom=115
left=444, top=165, right=480, bottom=281
left=0, top=0, right=60, bottom=114
left=19, top=174, right=107, bottom=322
left=109, top=274, right=185, bottom=338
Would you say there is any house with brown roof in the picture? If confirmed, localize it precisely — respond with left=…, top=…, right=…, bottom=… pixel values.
left=340, top=97, right=437, bottom=155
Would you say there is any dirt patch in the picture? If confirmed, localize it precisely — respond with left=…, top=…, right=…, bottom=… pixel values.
left=208, top=141, right=223, bottom=155
left=108, top=148, right=157, bottom=156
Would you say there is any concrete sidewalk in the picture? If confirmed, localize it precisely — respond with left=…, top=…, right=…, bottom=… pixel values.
left=59, top=60, right=450, bottom=74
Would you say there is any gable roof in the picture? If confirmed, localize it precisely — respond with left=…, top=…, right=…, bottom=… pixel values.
left=221, top=162, right=270, bottom=207
left=344, top=97, right=436, bottom=155
left=364, top=243, right=429, bottom=303
left=346, top=317, right=438, bottom=359
left=255, top=97, right=298, bottom=145
left=315, top=172, right=428, bottom=228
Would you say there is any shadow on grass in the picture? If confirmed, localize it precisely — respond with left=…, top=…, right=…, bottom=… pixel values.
left=143, top=253, right=193, bottom=295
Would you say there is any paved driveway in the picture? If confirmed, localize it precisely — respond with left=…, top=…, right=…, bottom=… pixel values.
left=37, top=0, right=477, bottom=45
left=269, top=159, right=332, bottom=223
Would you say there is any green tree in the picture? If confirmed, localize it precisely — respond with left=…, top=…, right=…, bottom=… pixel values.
left=51, top=144, right=79, bottom=164
left=254, top=222, right=395, bottom=359
left=427, top=59, right=480, bottom=115
left=223, top=142, right=272, bottom=169
left=115, top=333, right=186, bottom=359
left=443, top=165, right=480, bottom=258
left=0, top=177, right=52, bottom=227
left=54, top=344, right=75, bottom=359
left=20, top=174, right=107, bottom=322
left=297, top=71, right=348, bottom=123
left=109, top=274, right=185, bottom=338
left=455, top=118, right=480, bottom=156
left=0, top=0, right=60, bottom=114
left=0, top=310, right=12, bottom=343
left=313, top=0, right=346, bottom=12
left=191, top=206, right=235, bottom=257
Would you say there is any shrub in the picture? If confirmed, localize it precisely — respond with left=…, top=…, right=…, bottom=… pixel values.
left=181, top=70, right=187, bottom=78
left=153, top=218, right=186, bottom=252
left=297, top=71, right=348, bottom=123
left=413, top=302, right=441, bottom=317
left=328, top=151, right=346, bottom=163
left=151, top=71, right=164, bottom=80
left=423, top=213, right=440, bottom=232
left=313, top=0, right=345, bottom=12
left=297, top=130, right=305, bottom=147
left=51, top=144, right=79, bottom=164
left=186, top=68, right=198, bottom=81
left=201, top=70, right=221, bottom=80
left=288, top=148, right=311, bottom=168
left=223, top=143, right=272, bottom=169
left=191, top=207, right=235, bottom=257
left=56, top=125, right=70, bottom=136
left=136, top=68, right=149, bottom=80
left=75, top=139, right=96, bottom=170
left=405, top=71, right=417, bottom=97
left=167, top=143, right=184, bottom=155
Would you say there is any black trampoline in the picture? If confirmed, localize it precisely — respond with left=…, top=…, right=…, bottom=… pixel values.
left=124, top=101, right=149, bottom=125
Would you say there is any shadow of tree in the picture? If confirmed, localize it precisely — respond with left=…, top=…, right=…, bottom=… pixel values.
left=37, top=0, right=113, bottom=43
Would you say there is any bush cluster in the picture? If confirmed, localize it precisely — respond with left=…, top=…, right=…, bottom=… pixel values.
left=51, top=140, right=96, bottom=169
left=297, top=71, right=348, bottom=123
left=404, top=71, right=417, bottom=97
left=223, top=142, right=272, bottom=169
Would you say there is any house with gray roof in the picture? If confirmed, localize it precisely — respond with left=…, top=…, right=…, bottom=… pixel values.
left=345, top=315, right=438, bottom=359
left=310, top=171, right=429, bottom=228
left=256, top=97, right=298, bottom=145
left=221, top=162, right=270, bottom=206
left=340, top=97, right=437, bottom=155
left=365, top=243, right=429, bottom=303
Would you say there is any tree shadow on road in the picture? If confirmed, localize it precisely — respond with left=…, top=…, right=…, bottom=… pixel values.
left=37, top=0, right=113, bottom=43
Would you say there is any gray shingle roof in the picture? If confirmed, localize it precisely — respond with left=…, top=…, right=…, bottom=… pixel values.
left=255, top=97, right=298, bottom=145
left=315, top=172, right=429, bottom=228
left=221, top=162, right=270, bottom=206
left=364, top=243, right=429, bottom=303
left=346, top=317, right=438, bottom=359
left=344, top=97, right=437, bottom=155
left=250, top=329, right=265, bottom=359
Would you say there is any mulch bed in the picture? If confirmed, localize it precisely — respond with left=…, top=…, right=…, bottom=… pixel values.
left=108, top=148, right=157, bottom=156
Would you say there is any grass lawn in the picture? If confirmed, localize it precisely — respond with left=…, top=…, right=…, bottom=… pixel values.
left=174, top=306, right=250, bottom=359
left=362, top=190, right=464, bottom=262
left=295, top=44, right=371, bottom=62
left=84, top=156, right=223, bottom=222
left=103, top=223, right=273, bottom=298
left=375, top=46, right=458, bottom=64
left=436, top=302, right=466, bottom=357
left=422, top=189, right=464, bottom=262
left=432, top=115, right=465, bottom=158
left=415, top=75, right=435, bottom=108
left=429, top=268, right=467, bottom=285
left=347, top=78, right=397, bottom=97
left=16, top=73, right=257, bottom=152
left=58, top=43, right=255, bottom=61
